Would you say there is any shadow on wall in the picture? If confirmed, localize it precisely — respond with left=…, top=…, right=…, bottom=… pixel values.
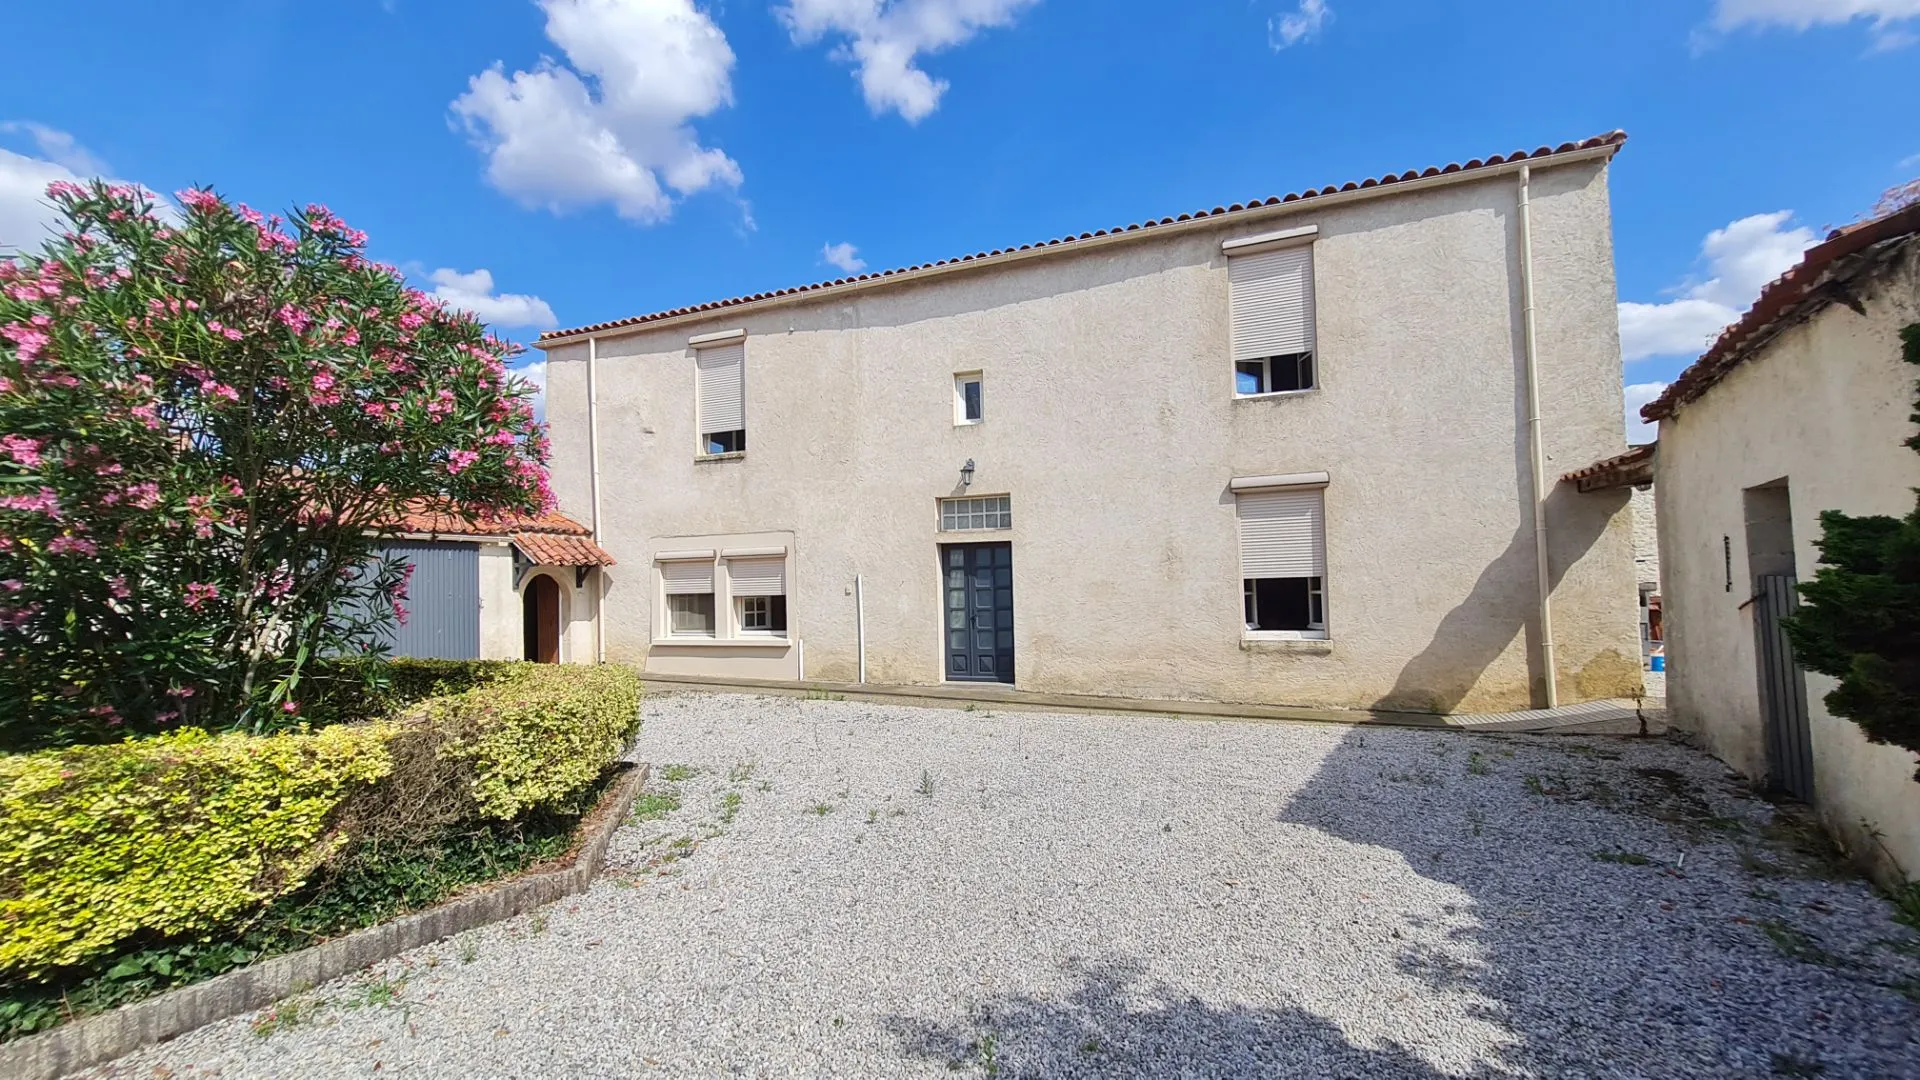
left=883, top=958, right=1454, bottom=1079
left=1375, top=483, right=1627, bottom=713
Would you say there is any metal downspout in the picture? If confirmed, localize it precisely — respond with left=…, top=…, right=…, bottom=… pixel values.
left=1517, top=165, right=1559, bottom=708
left=587, top=335, right=606, bottom=664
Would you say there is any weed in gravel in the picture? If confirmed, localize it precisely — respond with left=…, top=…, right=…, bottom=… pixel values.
left=1757, top=812, right=1854, bottom=880
left=1523, top=775, right=1547, bottom=796
left=727, top=761, right=757, bottom=783
left=1080, top=1036, right=1101, bottom=1054
left=1466, top=752, right=1492, bottom=776
left=528, top=912, right=549, bottom=935
left=659, top=764, right=699, bottom=783
left=1759, top=919, right=1846, bottom=968
left=1466, top=808, right=1484, bottom=837
left=756, top=779, right=774, bottom=793
left=809, top=802, right=836, bottom=817
left=1770, top=1051, right=1826, bottom=1077
left=670, top=835, right=697, bottom=851
left=1884, top=882, right=1920, bottom=931
left=867, top=808, right=880, bottom=824
left=918, top=770, right=936, bottom=797
left=343, top=973, right=405, bottom=1010
left=964, top=703, right=978, bottom=713
left=250, top=994, right=322, bottom=1038
left=630, top=791, right=682, bottom=823
left=889, top=807, right=909, bottom=818
left=1384, top=768, right=1440, bottom=787
left=1740, top=848, right=1791, bottom=878
left=1592, top=850, right=1653, bottom=866
left=457, top=935, right=479, bottom=963
left=974, top=1032, right=1001, bottom=1077
left=719, top=791, right=744, bottom=825
left=1749, top=887, right=1782, bottom=902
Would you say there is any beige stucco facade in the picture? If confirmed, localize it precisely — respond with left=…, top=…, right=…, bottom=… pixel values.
left=540, top=154, right=1642, bottom=713
left=1654, top=251, right=1920, bottom=883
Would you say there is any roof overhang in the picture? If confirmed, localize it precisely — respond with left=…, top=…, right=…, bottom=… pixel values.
left=1562, top=443, right=1655, bottom=493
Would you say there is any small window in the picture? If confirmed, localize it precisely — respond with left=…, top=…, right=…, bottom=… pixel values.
left=704, top=429, right=745, bottom=455
left=737, top=594, right=788, bottom=634
left=955, top=373, right=983, bottom=424
left=1229, top=243, right=1316, bottom=397
left=1235, top=353, right=1314, bottom=396
left=667, top=592, right=715, bottom=635
left=696, top=341, right=746, bottom=457
left=940, top=495, right=1012, bottom=532
left=1243, top=576, right=1325, bottom=632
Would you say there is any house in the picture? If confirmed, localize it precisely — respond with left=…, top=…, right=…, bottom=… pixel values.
left=534, top=132, right=1644, bottom=714
left=375, top=507, right=613, bottom=663
left=1640, top=203, right=1920, bottom=883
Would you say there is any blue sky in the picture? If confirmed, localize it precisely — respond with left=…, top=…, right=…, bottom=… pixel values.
left=4, top=1, right=1917, bottom=443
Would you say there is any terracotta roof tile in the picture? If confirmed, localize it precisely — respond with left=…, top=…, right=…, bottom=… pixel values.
left=1561, top=442, right=1655, bottom=492
left=511, top=531, right=616, bottom=567
left=1643, top=202, right=1920, bottom=423
left=539, top=132, right=1629, bottom=344
left=394, top=504, right=593, bottom=538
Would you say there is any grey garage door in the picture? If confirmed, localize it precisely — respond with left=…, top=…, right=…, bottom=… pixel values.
left=373, top=541, right=481, bottom=660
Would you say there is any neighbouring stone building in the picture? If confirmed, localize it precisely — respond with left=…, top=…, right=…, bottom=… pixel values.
left=535, top=133, right=1645, bottom=714
left=1644, top=203, right=1920, bottom=884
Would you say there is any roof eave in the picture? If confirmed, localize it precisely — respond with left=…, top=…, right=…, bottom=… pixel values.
left=536, top=139, right=1624, bottom=351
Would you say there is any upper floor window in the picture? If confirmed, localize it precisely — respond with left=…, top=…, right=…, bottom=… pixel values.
left=1228, top=242, right=1316, bottom=396
left=940, top=495, right=1011, bottom=532
left=955, top=372, right=983, bottom=425
left=695, top=339, right=746, bottom=455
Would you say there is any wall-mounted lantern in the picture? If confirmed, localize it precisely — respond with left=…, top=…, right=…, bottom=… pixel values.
left=960, top=459, right=976, bottom=488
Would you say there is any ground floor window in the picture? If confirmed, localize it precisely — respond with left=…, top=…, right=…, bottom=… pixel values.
left=738, top=594, right=787, bottom=634
left=667, top=592, right=715, bottom=635
left=1244, top=575, right=1324, bottom=632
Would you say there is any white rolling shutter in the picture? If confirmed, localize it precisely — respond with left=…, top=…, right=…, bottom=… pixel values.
left=728, top=557, right=785, bottom=597
left=696, top=342, right=745, bottom=434
left=1238, top=490, right=1326, bottom=578
left=659, top=559, right=714, bottom=595
left=1229, top=246, right=1316, bottom=361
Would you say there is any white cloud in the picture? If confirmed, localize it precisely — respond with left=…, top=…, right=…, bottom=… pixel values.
left=1616, top=210, right=1817, bottom=362
left=428, top=267, right=559, bottom=330
left=1624, top=381, right=1668, bottom=444
left=820, top=241, right=866, bottom=272
left=1269, top=0, right=1331, bottom=49
left=451, top=0, right=742, bottom=224
left=1711, top=0, right=1920, bottom=48
left=777, top=0, right=1039, bottom=122
left=0, top=125, right=171, bottom=253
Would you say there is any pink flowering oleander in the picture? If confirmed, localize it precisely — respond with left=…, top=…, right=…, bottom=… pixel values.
left=182, top=582, right=220, bottom=610
left=1, top=433, right=44, bottom=468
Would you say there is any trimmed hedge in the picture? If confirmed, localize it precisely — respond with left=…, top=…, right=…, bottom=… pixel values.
left=0, top=662, right=641, bottom=983
left=0, top=725, right=396, bottom=978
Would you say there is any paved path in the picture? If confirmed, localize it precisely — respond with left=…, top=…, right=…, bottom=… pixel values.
left=93, top=694, right=1917, bottom=1078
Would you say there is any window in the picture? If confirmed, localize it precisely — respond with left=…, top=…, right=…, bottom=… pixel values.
left=940, top=495, right=1012, bottom=532
left=738, top=594, right=788, bottom=633
left=1235, top=354, right=1313, bottom=395
left=659, top=557, right=716, bottom=636
left=1228, top=243, right=1316, bottom=395
left=955, top=372, right=983, bottom=424
left=1237, top=487, right=1327, bottom=637
left=696, top=340, right=746, bottom=455
left=668, top=593, right=716, bottom=635
left=727, top=556, right=786, bottom=636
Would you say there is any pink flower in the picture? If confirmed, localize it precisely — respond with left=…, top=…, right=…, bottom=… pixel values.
left=155, top=710, right=180, bottom=724
left=1, top=323, right=50, bottom=362
left=0, top=487, right=62, bottom=516
left=1, top=434, right=44, bottom=468
left=107, top=575, right=130, bottom=599
left=445, top=449, right=480, bottom=475
left=0, top=579, right=20, bottom=592
left=281, top=700, right=299, bottom=714
left=121, top=482, right=162, bottom=510
left=45, top=180, right=86, bottom=200
left=47, top=534, right=97, bottom=556
left=176, top=188, right=220, bottom=213
left=183, top=581, right=220, bottom=609
left=393, top=600, right=409, bottom=626
left=274, top=304, right=312, bottom=334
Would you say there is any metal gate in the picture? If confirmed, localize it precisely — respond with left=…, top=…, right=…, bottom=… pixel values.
left=941, top=542, right=1014, bottom=683
left=1753, top=573, right=1813, bottom=801
left=375, top=541, right=481, bottom=660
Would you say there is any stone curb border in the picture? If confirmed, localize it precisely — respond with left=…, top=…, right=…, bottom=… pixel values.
left=1, top=761, right=650, bottom=1080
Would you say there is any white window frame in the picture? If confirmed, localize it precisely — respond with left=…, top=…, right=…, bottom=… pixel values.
left=954, top=371, right=984, bottom=425
left=939, top=495, right=1012, bottom=532
left=658, top=553, right=719, bottom=639
left=692, top=332, right=747, bottom=459
left=666, top=592, right=717, bottom=638
left=1233, top=476, right=1330, bottom=642
left=735, top=593, right=788, bottom=637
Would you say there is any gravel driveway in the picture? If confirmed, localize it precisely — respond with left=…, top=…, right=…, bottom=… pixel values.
left=91, top=693, right=1919, bottom=1078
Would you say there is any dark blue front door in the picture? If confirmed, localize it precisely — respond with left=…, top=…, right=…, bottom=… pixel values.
left=943, top=542, right=1014, bottom=683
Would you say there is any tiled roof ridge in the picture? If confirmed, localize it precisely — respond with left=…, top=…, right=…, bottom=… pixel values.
left=1642, top=201, right=1920, bottom=423
left=539, top=131, right=1629, bottom=343
left=394, top=505, right=594, bottom=538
